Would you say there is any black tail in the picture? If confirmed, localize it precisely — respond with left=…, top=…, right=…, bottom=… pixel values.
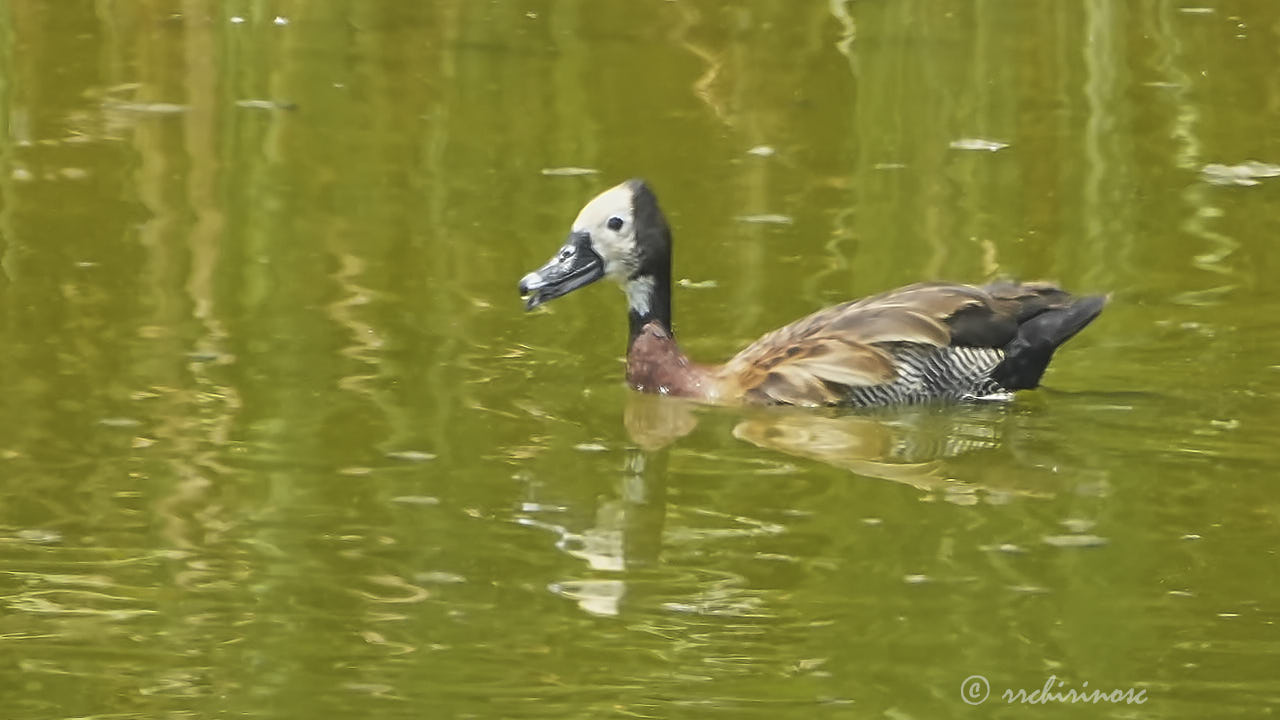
left=991, top=295, right=1106, bottom=391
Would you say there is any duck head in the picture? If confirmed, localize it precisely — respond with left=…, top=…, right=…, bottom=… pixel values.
left=519, top=179, right=672, bottom=332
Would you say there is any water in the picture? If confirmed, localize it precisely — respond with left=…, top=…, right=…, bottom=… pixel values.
left=1, top=1, right=1278, bottom=718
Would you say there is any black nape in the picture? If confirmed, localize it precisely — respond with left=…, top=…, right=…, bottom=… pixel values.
left=626, top=180, right=675, bottom=349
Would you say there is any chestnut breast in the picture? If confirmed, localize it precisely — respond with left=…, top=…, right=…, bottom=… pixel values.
left=625, top=321, right=715, bottom=399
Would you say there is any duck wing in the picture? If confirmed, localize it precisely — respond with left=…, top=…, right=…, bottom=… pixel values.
left=718, top=281, right=1101, bottom=406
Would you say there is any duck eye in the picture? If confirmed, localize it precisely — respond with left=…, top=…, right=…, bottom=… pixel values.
left=607, top=216, right=624, bottom=231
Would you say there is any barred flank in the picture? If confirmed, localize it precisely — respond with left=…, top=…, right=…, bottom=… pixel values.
left=844, top=343, right=1007, bottom=407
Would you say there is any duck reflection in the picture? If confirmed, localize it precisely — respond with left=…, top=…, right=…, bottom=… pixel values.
left=730, top=405, right=1006, bottom=493
left=541, top=445, right=670, bottom=617
left=542, top=393, right=1066, bottom=615
left=624, top=392, right=1040, bottom=493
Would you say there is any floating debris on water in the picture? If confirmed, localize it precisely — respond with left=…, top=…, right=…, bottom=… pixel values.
left=103, top=101, right=188, bottom=114
left=230, top=15, right=245, bottom=24
left=416, top=571, right=466, bottom=584
left=98, top=417, right=142, bottom=428
left=519, top=502, right=567, bottom=512
left=540, top=167, right=599, bottom=177
left=1060, top=518, right=1096, bottom=533
left=1201, top=161, right=1280, bottom=186
left=746, top=145, right=776, bottom=157
left=950, top=137, right=1009, bottom=152
left=386, top=450, right=437, bottom=462
left=903, top=574, right=931, bottom=584
left=874, top=162, right=907, bottom=170
left=273, top=15, right=289, bottom=25
left=983, top=490, right=1014, bottom=506
left=1179, top=7, right=1214, bottom=14
left=981, top=543, right=1026, bottom=554
left=1173, top=285, right=1235, bottom=305
left=677, top=278, right=718, bottom=289
left=1181, top=533, right=1202, bottom=541
left=391, top=495, right=440, bottom=505
left=755, top=553, right=798, bottom=563
left=342, top=682, right=395, bottom=697
left=16, top=528, right=62, bottom=544
left=573, top=442, right=607, bottom=452
left=1009, top=584, right=1049, bottom=594
left=736, top=213, right=793, bottom=225
left=235, top=99, right=298, bottom=111
left=1042, top=534, right=1109, bottom=548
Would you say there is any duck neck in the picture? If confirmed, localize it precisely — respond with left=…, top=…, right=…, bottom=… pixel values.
left=626, top=271, right=672, bottom=350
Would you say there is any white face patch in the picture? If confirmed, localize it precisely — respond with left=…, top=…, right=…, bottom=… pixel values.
left=572, top=183, right=638, bottom=282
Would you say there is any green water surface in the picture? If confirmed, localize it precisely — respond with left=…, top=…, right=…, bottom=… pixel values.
left=0, top=2, right=1277, bottom=718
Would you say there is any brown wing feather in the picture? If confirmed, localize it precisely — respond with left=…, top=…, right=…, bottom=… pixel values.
left=741, top=338, right=896, bottom=406
left=717, top=281, right=1075, bottom=406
